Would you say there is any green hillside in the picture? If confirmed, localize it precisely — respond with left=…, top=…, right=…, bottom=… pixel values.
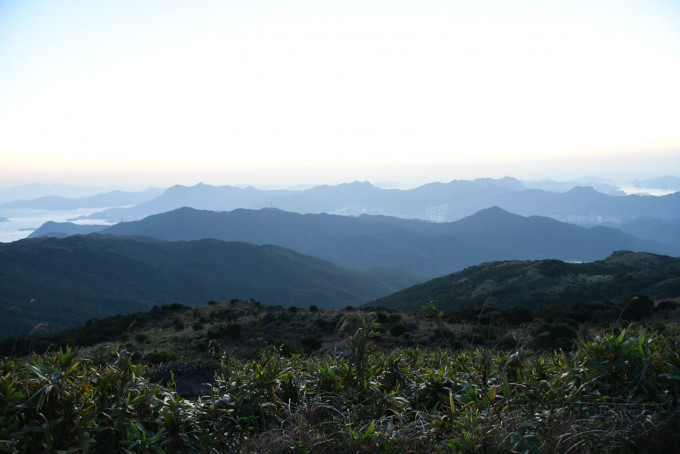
left=368, top=251, right=680, bottom=313
left=0, top=235, right=411, bottom=339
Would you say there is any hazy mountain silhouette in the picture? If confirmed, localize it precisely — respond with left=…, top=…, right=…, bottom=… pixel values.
left=28, top=222, right=108, bottom=238
left=0, top=188, right=163, bottom=210
left=520, top=178, right=623, bottom=195
left=83, top=183, right=292, bottom=222
left=367, top=251, right=680, bottom=313
left=92, top=207, right=678, bottom=278
left=0, top=235, right=408, bottom=338
left=631, top=176, right=680, bottom=191
left=0, top=183, right=112, bottom=204
left=81, top=179, right=680, bottom=224
left=436, top=206, right=678, bottom=260
left=98, top=207, right=461, bottom=279
left=607, top=217, right=680, bottom=250
left=494, top=186, right=680, bottom=223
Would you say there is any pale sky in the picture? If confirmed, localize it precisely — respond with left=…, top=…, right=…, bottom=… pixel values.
left=1, top=0, right=679, bottom=189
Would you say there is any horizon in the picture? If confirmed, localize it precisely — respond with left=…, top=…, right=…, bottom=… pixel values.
left=2, top=1, right=680, bottom=189
left=2, top=175, right=679, bottom=206
left=1, top=174, right=679, bottom=194
left=1, top=172, right=678, bottom=243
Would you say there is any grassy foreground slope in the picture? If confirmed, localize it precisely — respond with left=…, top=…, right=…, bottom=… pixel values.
left=1, top=317, right=679, bottom=453
left=2, top=293, right=680, bottom=452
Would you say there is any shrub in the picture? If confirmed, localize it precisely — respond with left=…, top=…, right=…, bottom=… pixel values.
left=532, top=322, right=578, bottom=350
left=315, top=316, right=339, bottom=332
left=196, top=340, right=209, bottom=352
left=389, top=313, right=403, bottom=324
left=207, top=323, right=242, bottom=340
left=504, top=306, right=533, bottom=325
left=621, top=295, right=655, bottom=320
left=390, top=322, right=408, bottom=337
left=145, top=350, right=178, bottom=364
left=655, top=300, right=679, bottom=312
left=301, top=335, right=323, bottom=353
left=163, top=302, right=186, bottom=311
left=273, top=339, right=301, bottom=357
left=224, top=322, right=241, bottom=338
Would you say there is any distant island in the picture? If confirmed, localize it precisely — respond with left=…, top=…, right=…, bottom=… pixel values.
left=0, top=216, right=7, bottom=222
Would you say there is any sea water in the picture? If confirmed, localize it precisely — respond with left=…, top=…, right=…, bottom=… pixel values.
left=0, top=208, right=113, bottom=243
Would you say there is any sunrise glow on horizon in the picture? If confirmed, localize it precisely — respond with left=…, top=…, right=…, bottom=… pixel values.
left=1, top=0, right=679, bottom=189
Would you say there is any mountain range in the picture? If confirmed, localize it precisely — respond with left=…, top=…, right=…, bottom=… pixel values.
left=66, top=178, right=679, bottom=224
left=6, top=177, right=680, bottom=342
left=30, top=206, right=679, bottom=279
left=5, top=205, right=680, bottom=339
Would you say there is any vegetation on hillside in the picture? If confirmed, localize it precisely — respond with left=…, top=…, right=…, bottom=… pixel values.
left=0, top=235, right=409, bottom=339
left=1, top=322, right=679, bottom=453
left=1, top=248, right=678, bottom=452
left=3, top=291, right=678, bottom=362
left=369, top=250, right=680, bottom=313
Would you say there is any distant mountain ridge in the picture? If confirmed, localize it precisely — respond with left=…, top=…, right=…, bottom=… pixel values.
left=0, top=235, right=410, bottom=339
left=606, top=217, right=680, bottom=248
left=0, top=187, right=164, bottom=210
left=79, top=179, right=680, bottom=224
left=44, top=207, right=677, bottom=279
left=0, top=183, right=119, bottom=204
left=28, top=222, right=109, bottom=238
left=367, top=251, right=680, bottom=313
left=632, top=176, right=680, bottom=191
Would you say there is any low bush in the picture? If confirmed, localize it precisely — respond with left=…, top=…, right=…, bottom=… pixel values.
left=389, top=321, right=408, bottom=337
left=145, top=350, right=179, bottom=364
left=301, top=335, right=323, bottom=353
left=162, top=302, right=186, bottom=311
left=207, top=323, right=242, bottom=340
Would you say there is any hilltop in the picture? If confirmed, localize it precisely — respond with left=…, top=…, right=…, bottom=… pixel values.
left=1, top=299, right=449, bottom=362
left=5, top=290, right=679, bottom=365
left=369, top=250, right=680, bottom=313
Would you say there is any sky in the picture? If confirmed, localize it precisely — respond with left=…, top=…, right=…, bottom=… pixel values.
left=1, top=0, right=679, bottom=190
